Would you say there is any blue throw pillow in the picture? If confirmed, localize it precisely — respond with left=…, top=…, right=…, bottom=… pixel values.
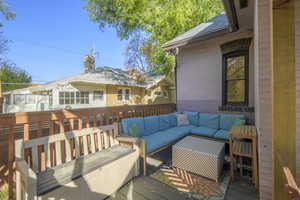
left=128, top=124, right=140, bottom=137
left=220, top=114, right=245, bottom=130
left=122, top=117, right=145, bottom=136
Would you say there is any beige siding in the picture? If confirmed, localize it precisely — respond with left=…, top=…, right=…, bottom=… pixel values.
left=105, top=85, right=146, bottom=106
left=296, top=0, right=300, bottom=184
left=255, top=0, right=273, bottom=199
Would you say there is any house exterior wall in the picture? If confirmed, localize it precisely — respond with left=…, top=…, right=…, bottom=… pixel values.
left=176, top=30, right=254, bottom=121
left=143, top=80, right=175, bottom=105
left=105, top=84, right=146, bottom=106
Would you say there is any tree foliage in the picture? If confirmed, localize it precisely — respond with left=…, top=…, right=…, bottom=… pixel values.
left=0, top=0, right=15, bottom=26
left=85, top=0, right=223, bottom=75
left=0, top=63, right=32, bottom=92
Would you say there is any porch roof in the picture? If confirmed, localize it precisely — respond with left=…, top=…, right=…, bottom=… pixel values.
left=163, top=13, right=230, bottom=50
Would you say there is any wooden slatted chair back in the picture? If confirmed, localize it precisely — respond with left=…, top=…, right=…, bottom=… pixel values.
left=15, top=123, right=119, bottom=172
left=277, top=152, right=300, bottom=200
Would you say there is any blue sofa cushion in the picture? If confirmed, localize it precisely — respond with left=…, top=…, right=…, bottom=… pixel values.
left=198, top=113, right=220, bottom=129
left=122, top=117, right=145, bottom=137
left=142, top=131, right=171, bottom=153
left=214, top=130, right=229, bottom=140
left=144, top=116, right=160, bottom=136
left=165, top=125, right=195, bottom=136
left=191, top=126, right=218, bottom=137
left=158, top=113, right=177, bottom=131
left=168, top=113, right=177, bottom=128
left=220, top=114, right=245, bottom=130
left=159, top=114, right=170, bottom=131
left=184, top=112, right=199, bottom=126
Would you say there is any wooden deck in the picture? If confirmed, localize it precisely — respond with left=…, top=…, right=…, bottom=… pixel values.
left=106, top=147, right=259, bottom=200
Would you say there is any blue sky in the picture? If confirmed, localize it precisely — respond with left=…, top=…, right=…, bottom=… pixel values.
left=1, top=0, right=128, bottom=83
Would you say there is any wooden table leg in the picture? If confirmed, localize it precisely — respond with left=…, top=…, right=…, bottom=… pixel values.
left=252, top=137, right=258, bottom=188
left=230, top=136, right=235, bottom=182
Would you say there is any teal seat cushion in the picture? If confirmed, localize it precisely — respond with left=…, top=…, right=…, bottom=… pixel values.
left=165, top=125, right=195, bottom=136
left=184, top=112, right=199, bottom=126
left=191, top=126, right=218, bottom=137
left=220, top=114, right=245, bottom=130
left=214, top=130, right=229, bottom=140
left=122, top=117, right=145, bottom=137
left=144, top=116, right=160, bottom=136
left=198, top=113, right=220, bottom=129
left=168, top=113, right=178, bottom=128
left=142, top=131, right=172, bottom=153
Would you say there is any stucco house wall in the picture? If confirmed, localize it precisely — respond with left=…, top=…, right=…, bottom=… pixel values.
left=176, top=30, right=254, bottom=121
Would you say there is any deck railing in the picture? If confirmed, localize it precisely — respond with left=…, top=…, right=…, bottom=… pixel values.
left=0, top=103, right=176, bottom=199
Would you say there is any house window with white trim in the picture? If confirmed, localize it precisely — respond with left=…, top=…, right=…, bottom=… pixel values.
left=93, top=91, right=104, bottom=101
left=117, top=88, right=131, bottom=101
left=59, top=92, right=89, bottom=105
left=14, top=94, right=25, bottom=104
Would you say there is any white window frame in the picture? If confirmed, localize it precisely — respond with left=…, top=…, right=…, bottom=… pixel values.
left=59, top=91, right=89, bottom=105
left=117, top=88, right=131, bottom=101
left=14, top=94, right=25, bottom=105
left=93, top=90, right=104, bottom=101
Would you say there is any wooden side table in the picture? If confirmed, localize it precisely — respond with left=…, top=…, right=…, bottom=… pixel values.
left=229, top=125, right=258, bottom=188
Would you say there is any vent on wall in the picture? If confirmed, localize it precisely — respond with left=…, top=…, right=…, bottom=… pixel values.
left=240, top=0, right=248, bottom=9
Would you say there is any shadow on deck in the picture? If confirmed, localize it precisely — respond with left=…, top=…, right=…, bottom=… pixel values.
left=106, top=147, right=259, bottom=200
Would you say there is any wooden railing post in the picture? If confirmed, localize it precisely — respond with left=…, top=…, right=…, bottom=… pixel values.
left=8, top=126, right=14, bottom=200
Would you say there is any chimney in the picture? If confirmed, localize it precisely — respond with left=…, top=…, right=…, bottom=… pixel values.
left=0, top=80, right=3, bottom=113
left=83, top=55, right=95, bottom=73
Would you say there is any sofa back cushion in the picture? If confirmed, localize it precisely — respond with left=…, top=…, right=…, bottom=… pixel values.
left=184, top=112, right=199, bottom=126
left=159, top=114, right=177, bottom=131
left=220, top=114, right=245, bottom=130
left=144, top=116, right=160, bottom=136
left=122, top=117, right=145, bottom=137
left=198, top=113, right=220, bottom=129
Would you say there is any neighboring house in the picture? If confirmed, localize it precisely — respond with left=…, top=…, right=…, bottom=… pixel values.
left=164, top=0, right=299, bottom=200
left=2, top=66, right=175, bottom=113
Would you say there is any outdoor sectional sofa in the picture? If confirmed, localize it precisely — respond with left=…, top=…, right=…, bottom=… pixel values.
left=121, top=112, right=245, bottom=175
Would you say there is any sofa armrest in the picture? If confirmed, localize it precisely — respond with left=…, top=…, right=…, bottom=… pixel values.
left=116, top=135, right=140, bottom=144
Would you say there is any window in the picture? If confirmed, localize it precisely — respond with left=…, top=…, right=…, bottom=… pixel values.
left=14, top=94, right=25, bottom=104
left=25, top=95, right=35, bottom=104
left=117, top=88, right=131, bottom=101
left=222, top=51, right=248, bottom=106
left=125, top=89, right=130, bottom=100
left=59, top=92, right=89, bottom=105
left=93, top=91, right=104, bottom=101
left=154, top=91, right=168, bottom=98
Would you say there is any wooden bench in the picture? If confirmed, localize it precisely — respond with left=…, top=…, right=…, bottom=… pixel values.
left=15, top=123, right=140, bottom=200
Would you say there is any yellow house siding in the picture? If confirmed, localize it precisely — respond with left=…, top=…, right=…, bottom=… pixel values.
left=273, top=1, right=296, bottom=200
left=295, top=0, right=300, bottom=185
left=105, top=84, right=146, bottom=106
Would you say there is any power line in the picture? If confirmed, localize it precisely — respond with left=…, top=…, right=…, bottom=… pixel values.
left=10, top=36, right=86, bottom=56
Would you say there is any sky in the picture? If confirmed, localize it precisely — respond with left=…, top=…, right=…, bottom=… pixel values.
left=1, top=0, right=128, bottom=83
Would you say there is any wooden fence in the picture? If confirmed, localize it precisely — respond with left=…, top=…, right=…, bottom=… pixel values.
left=0, top=103, right=176, bottom=199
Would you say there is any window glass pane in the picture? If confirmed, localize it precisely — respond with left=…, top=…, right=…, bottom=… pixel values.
left=65, top=92, right=70, bottom=104
left=227, top=80, right=245, bottom=103
left=25, top=95, right=35, bottom=104
left=84, top=92, right=89, bottom=104
left=125, top=89, right=130, bottom=100
left=59, top=92, right=64, bottom=105
left=117, top=89, right=123, bottom=101
left=226, top=56, right=245, bottom=80
left=70, top=92, right=75, bottom=104
left=76, top=92, right=80, bottom=104
left=80, top=92, right=84, bottom=104
left=93, top=91, right=104, bottom=101
left=14, top=94, right=25, bottom=104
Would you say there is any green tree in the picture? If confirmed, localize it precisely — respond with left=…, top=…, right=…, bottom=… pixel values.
left=0, top=63, right=32, bottom=92
left=0, top=0, right=15, bottom=26
left=85, top=0, right=223, bottom=75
